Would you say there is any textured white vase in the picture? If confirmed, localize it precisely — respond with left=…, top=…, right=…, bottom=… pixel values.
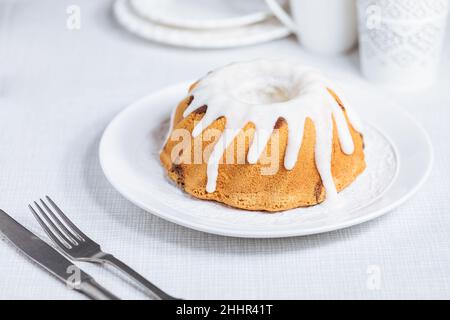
left=358, top=0, right=449, bottom=90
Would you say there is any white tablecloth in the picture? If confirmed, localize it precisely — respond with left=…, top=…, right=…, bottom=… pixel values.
left=0, top=0, right=449, bottom=299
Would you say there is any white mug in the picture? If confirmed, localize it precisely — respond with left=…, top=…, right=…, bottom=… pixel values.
left=265, top=0, right=358, bottom=55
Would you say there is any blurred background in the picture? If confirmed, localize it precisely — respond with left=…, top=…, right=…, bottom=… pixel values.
left=1, top=0, right=448, bottom=106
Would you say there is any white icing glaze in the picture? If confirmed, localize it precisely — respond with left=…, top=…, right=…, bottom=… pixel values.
left=181, top=60, right=362, bottom=203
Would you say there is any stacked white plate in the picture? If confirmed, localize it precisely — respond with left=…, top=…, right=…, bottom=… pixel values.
left=113, top=0, right=290, bottom=49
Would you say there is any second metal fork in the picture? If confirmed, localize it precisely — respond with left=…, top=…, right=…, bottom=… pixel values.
left=29, top=196, right=177, bottom=300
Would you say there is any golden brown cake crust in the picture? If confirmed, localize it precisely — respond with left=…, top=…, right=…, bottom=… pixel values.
left=160, top=84, right=366, bottom=212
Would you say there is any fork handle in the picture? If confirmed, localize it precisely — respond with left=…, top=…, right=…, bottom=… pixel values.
left=78, top=278, right=120, bottom=300
left=101, top=254, right=178, bottom=300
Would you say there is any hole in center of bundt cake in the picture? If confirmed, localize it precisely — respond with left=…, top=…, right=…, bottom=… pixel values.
left=231, top=78, right=297, bottom=105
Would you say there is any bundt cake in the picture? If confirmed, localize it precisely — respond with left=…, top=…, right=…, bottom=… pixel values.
left=160, top=60, right=366, bottom=211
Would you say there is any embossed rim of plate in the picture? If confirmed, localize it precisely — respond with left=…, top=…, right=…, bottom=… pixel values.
left=99, top=81, right=433, bottom=238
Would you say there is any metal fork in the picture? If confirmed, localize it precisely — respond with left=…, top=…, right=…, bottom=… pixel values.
left=29, top=196, right=177, bottom=300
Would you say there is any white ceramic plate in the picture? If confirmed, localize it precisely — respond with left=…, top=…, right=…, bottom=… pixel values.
left=99, top=81, right=433, bottom=238
left=129, top=0, right=285, bottom=30
left=114, top=0, right=290, bottom=49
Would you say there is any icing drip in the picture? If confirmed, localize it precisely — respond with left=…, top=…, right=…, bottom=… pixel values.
left=181, top=60, right=362, bottom=203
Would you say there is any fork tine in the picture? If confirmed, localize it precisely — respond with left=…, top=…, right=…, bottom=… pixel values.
left=28, top=204, right=71, bottom=249
left=40, top=198, right=82, bottom=242
left=33, top=201, right=76, bottom=246
left=45, top=195, right=90, bottom=241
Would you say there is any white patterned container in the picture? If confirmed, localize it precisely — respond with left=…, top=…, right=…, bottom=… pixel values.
left=358, top=0, right=449, bottom=90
